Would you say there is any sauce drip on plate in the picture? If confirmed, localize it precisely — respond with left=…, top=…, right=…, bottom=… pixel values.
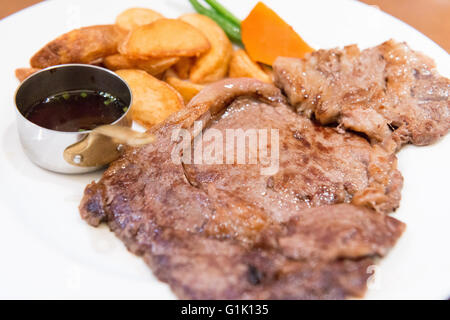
left=25, top=90, right=128, bottom=132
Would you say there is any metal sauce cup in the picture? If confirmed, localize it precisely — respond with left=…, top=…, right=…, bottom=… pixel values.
left=15, top=64, right=133, bottom=174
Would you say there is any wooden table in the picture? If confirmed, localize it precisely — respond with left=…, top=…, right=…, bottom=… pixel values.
left=1, top=0, right=449, bottom=52
left=360, top=0, right=450, bottom=52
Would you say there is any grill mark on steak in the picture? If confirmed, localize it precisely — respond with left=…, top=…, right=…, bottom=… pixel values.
left=79, top=79, right=405, bottom=299
left=274, top=40, right=450, bottom=150
left=247, top=265, right=263, bottom=285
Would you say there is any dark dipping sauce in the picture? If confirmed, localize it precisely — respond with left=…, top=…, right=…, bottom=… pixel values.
left=24, top=90, right=128, bottom=132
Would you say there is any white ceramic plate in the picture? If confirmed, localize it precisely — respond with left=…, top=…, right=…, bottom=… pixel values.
left=0, top=0, right=449, bottom=299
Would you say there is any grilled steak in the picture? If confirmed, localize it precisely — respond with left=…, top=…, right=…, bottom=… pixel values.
left=184, top=91, right=402, bottom=216
left=274, top=40, right=450, bottom=150
left=80, top=79, right=405, bottom=299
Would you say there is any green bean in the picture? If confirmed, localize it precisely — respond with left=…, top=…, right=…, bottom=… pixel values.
left=188, top=0, right=242, bottom=44
left=203, top=0, right=241, bottom=27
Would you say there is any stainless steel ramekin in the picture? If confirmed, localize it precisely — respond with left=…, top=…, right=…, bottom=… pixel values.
left=15, top=64, right=132, bottom=174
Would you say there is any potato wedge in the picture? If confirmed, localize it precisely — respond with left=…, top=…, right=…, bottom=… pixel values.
left=173, top=57, right=195, bottom=79
left=30, top=25, right=127, bottom=68
left=15, top=68, right=41, bottom=82
left=104, top=54, right=179, bottom=76
left=116, top=8, right=164, bottom=32
left=120, top=19, right=210, bottom=59
left=259, top=63, right=275, bottom=83
left=229, top=49, right=272, bottom=83
left=165, top=69, right=204, bottom=104
left=116, top=69, right=184, bottom=128
left=179, top=13, right=232, bottom=84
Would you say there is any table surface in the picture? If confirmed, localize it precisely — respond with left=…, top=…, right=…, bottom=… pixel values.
left=0, top=0, right=449, bottom=52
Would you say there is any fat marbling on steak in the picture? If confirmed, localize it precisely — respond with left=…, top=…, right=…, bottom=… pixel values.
left=274, top=40, right=450, bottom=150
left=80, top=79, right=405, bottom=299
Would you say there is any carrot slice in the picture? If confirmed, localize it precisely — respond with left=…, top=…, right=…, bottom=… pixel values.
left=241, top=2, right=314, bottom=65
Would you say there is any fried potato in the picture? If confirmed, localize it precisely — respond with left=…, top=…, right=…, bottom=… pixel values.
left=30, top=25, right=127, bottom=69
left=15, top=68, right=41, bottom=82
left=120, top=19, right=210, bottom=59
left=229, top=49, right=272, bottom=83
left=116, top=8, right=164, bottom=32
left=179, top=13, right=232, bottom=84
left=260, top=63, right=274, bottom=82
left=116, top=69, right=184, bottom=128
left=165, top=69, right=204, bottom=104
left=104, top=54, right=179, bottom=76
left=173, top=57, right=195, bottom=79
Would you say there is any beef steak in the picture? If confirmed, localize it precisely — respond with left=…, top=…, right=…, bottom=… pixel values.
left=273, top=40, right=450, bottom=150
left=80, top=79, right=405, bottom=299
left=184, top=94, right=402, bottom=217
